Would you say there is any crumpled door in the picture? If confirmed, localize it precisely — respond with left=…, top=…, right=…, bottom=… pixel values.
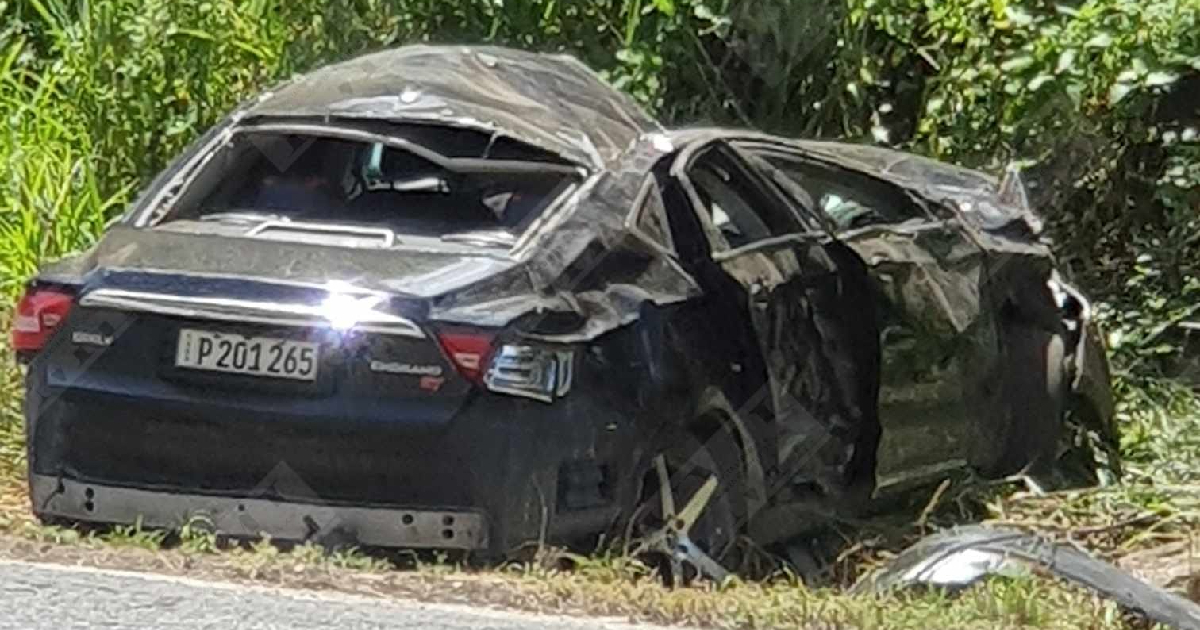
left=676, top=142, right=878, bottom=502
left=716, top=237, right=871, bottom=497
left=840, top=220, right=1000, bottom=490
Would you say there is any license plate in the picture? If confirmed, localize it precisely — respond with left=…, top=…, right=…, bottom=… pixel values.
left=175, top=329, right=319, bottom=381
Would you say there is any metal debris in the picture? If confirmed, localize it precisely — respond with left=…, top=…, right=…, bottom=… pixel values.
left=853, top=525, right=1200, bottom=630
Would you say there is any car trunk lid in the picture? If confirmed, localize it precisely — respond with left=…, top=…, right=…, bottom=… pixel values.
left=39, top=262, right=499, bottom=431
left=84, top=225, right=519, bottom=298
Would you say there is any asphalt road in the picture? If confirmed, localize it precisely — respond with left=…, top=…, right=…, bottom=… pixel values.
left=0, top=560, right=671, bottom=630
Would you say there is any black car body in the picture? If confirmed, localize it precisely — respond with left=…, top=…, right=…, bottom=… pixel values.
left=15, top=46, right=1116, bottom=564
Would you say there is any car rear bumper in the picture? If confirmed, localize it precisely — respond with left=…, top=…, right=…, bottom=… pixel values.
left=30, top=475, right=490, bottom=549
left=25, top=370, right=636, bottom=554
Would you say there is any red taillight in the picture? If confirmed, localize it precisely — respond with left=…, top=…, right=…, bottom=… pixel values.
left=12, top=287, right=75, bottom=353
left=436, top=330, right=496, bottom=383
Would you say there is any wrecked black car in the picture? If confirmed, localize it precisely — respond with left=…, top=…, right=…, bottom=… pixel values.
left=13, top=46, right=1117, bottom=572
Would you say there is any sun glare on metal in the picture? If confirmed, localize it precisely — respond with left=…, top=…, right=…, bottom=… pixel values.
left=320, top=283, right=383, bottom=331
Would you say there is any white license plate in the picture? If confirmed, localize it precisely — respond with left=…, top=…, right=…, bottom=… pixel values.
left=175, top=329, right=319, bottom=381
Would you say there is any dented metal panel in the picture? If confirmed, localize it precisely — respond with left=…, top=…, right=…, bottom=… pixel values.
left=246, top=46, right=661, bottom=169
left=428, top=139, right=700, bottom=340
left=843, top=221, right=999, bottom=486
left=32, top=475, right=489, bottom=550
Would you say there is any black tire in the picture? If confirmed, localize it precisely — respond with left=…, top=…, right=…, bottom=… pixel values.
left=624, top=423, right=747, bottom=583
left=984, top=325, right=1068, bottom=478
left=1045, top=409, right=1102, bottom=488
left=1037, top=397, right=1120, bottom=490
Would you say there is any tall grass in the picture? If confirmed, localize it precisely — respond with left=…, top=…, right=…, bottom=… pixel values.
left=0, top=56, right=127, bottom=298
left=0, top=0, right=295, bottom=296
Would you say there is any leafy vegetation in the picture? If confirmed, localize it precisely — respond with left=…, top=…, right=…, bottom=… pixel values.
left=0, top=0, right=1196, bottom=625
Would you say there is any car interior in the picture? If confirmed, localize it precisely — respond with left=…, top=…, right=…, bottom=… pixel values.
left=762, top=156, right=931, bottom=231
left=154, top=133, right=574, bottom=246
left=687, top=151, right=802, bottom=250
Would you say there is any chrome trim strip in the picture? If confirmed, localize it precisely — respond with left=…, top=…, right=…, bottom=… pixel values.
left=31, top=475, right=488, bottom=550
left=876, top=459, right=970, bottom=493
left=1053, top=276, right=1095, bottom=391
left=247, top=220, right=397, bottom=248
left=80, top=288, right=426, bottom=338
left=239, top=124, right=581, bottom=175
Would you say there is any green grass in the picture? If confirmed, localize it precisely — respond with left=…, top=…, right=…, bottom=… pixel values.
left=0, top=515, right=1138, bottom=629
left=1115, top=377, right=1200, bottom=485
left=0, top=58, right=127, bottom=298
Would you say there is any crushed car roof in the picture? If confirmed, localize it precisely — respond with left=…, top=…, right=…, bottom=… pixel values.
left=246, top=45, right=663, bottom=169
left=791, top=140, right=998, bottom=191
left=669, top=129, right=1043, bottom=233
left=789, top=139, right=1044, bottom=233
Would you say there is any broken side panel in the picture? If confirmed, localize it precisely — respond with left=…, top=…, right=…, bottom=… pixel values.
left=725, top=242, right=877, bottom=497
left=840, top=222, right=1003, bottom=491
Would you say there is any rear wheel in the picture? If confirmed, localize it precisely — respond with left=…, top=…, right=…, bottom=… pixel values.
left=985, top=325, right=1067, bottom=478
left=1037, top=398, right=1121, bottom=489
left=624, top=424, right=746, bottom=585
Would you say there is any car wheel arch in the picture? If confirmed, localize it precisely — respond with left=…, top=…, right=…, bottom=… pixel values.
left=980, top=324, right=1068, bottom=477
left=1063, top=391, right=1123, bottom=480
left=690, top=386, right=769, bottom=515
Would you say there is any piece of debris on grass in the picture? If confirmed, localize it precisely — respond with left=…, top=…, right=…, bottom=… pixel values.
left=990, top=485, right=1200, bottom=598
left=854, top=525, right=1200, bottom=629
left=817, top=478, right=1200, bottom=601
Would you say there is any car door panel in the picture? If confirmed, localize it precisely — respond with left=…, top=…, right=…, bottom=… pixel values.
left=725, top=241, right=863, bottom=492
left=654, top=168, right=781, bottom=475
left=745, top=147, right=1003, bottom=492
left=839, top=221, right=1000, bottom=490
left=669, top=143, right=871, bottom=501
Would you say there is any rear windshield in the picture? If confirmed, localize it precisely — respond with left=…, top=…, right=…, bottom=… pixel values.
left=151, top=131, right=576, bottom=247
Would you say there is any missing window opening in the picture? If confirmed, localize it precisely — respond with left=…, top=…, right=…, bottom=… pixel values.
left=150, top=126, right=579, bottom=249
